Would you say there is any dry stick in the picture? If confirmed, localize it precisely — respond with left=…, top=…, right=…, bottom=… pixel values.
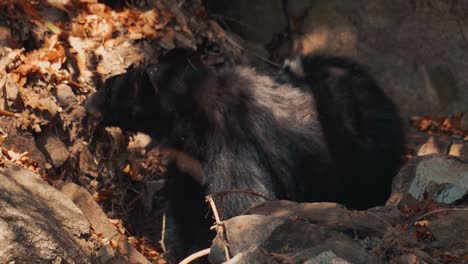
left=160, top=212, right=167, bottom=253
left=416, top=208, right=468, bottom=221
left=178, top=195, right=230, bottom=264
left=179, top=248, right=211, bottom=264
left=367, top=211, right=392, bottom=227
left=206, top=195, right=231, bottom=262
left=180, top=191, right=266, bottom=263
left=1, top=72, right=8, bottom=109
left=0, top=108, right=16, bottom=117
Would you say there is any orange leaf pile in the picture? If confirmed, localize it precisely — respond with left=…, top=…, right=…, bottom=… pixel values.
left=411, top=113, right=468, bottom=140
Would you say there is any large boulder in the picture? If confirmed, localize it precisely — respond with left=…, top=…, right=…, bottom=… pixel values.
left=208, top=202, right=397, bottom=264
left=390, top=155, right=468, bottom=205
left=208, top=199, right=468, bottom=264
left=58, top=182, right=151, bottom=264
left=0, top=162, right=93, bottom=263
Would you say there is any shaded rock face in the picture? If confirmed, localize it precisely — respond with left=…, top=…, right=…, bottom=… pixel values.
left=209, top=199, right=468, bottom=264
left=209, top=202, right=389, bottom=264
left=0, top=162, right=93, bottom=264
left=205, top=0, right=468, bottom=117
left=209, top=213, right=379, bottom=264
left=408, top=156, right=468, bottom=203
left=58, top=182, right=151, bottom=264
left=207, top=155, right=468, bottom=263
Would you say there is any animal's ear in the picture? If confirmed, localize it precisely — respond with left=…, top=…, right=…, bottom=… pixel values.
left=158, top=48, right=195, bottom=65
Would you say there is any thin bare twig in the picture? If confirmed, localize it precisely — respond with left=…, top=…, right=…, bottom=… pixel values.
left=0, top=108, right=16, bottom=117
left=1, top=71, right=8, bottom=110
left=367, top=211, right=393, bottom=227
left=416, top=208, right=468, bottom=221
left=206, top=195, right=230, bottom=262
left=159, top=212, right=167, bottom=253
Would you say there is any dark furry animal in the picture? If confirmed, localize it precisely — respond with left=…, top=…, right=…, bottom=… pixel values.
left=86, top=48, right=404, bottom=262
left=280, top=55, right=404, bottom=208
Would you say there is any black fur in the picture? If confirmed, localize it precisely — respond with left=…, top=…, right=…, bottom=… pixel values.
left=282, top=55, right=404, bottom=208
left=86, top=48, right=404, bottom=262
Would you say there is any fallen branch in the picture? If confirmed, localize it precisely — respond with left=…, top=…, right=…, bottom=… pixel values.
left=206, top=195, right=231, bottom=262
left=179, top=248, right=211, bottom=264
left=0, top=108, right=16, bottom=117
left=416, top=208, right=468, bottom=221
left=159, top=212, right=167, bottom=253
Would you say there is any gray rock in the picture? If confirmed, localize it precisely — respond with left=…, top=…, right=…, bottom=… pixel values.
left=37, top=132, right=69, bottom=167
left=211, top=213, right=378, bottom=264
left=0, top=162, right=93, bottom=263
left=262, top=220, right=378, bottom=264
left=245, top=200, right=399, bottom=234
left=210, top=199, right=468, bottom=264
left=98, top=246, right=119, bottom=264
left=54, top=84, right=77, bottom=107
left=428, top=211, right=468, bottom=251
left=392, top=155, right=468, bottom=204
left=209, top=215, right=284, bottom=264
left=210, top=201, right=397, bottom=264
left=304, top=251, right=351, bottom=264
left=58, top=182, right=151, bottom=264
left=5, top=75, right=19, bottom=102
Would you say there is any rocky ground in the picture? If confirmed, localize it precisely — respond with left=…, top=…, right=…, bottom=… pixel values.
left=0, top=0, right=467, bottom=263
